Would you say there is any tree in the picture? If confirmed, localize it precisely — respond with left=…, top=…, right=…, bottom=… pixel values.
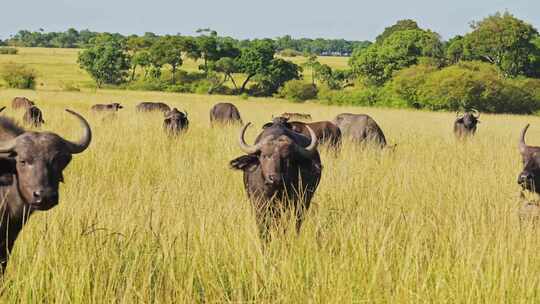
left=149, top=35, right=184, bottom=82
left=211, top=57, right=241, bottom=90
left=375, top=19, right=420, bottom=44
left=445, top=35, right=465, bottom=64
left=78, top=34, right=130, bottom=88
left=237, top=40, right=276, bottom=93
left=301, top=55, right=320, bottom=85
left=256, top=58, right=301, bottom=95
left=350, top=29, right=443, bottom=85
left=463, top=12, right=539, bottom=77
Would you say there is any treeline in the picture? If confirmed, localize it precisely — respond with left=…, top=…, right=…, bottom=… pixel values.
left=1, top=28, right=368, bottom=56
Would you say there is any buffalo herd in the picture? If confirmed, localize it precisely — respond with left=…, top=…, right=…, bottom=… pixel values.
left=0, top=95, right=539, bottom=272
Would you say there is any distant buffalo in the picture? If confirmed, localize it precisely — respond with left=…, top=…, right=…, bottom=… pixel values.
left=287, top=120, right=341, bottom=150
left=163, top=108, right=189, bottom=136
left=210, top=103, right=242, bottom=125
left=0, top=109, right=91, bottom=272
left=280, top=112, right=312, bottom=120
left=91, top=103, right=123, bottom=112
left=454, top=109, right=480, bottom=139
left=230, top=119, right=322, bottom=238
left=11, top=97, right=34, bottom=110
left=333, top=113, right=387, bottom=148
left=136, top=102, right=171, bottom=113
left=23, top=105, right=45, bottom=128
left=518, top=124, right=540, bottom=193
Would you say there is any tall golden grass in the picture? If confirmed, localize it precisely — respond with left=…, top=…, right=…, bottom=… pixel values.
left=0, top=86, right=540, bottom=302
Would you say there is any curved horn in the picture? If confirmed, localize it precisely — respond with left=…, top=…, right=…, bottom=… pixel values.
left=0, top=138, right=17, bottom=153
left=472, top=108, right=480, bottom=119
left=520, top=124, right=530, bottom=155
left=238, top=123, right=260, bottom=154
left=183, top=110, right=188, bottom=118
left=296, top=125, right=318, bottom=158
left=0, top=106, right=5, bottom=113
left=63, top=109, right=92, bottom=154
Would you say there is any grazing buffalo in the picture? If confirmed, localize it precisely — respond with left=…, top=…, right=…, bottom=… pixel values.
left=454, top=109, right=480, bottom=138
left=11, top=97, right=34, bottom=110
left=230, top=119, right=322, bottom=237
left=136, top=102, right=171, bottom=113
left=23, top=106, right=45, bottom=128
left=91, top=103, right=123, bottom=112
left=288, top=120, right=342, bottom=150
left=0, top=109, right=91, bottom=272
left=517, top=124, right=540, bottom=193
left=210, top=103, right=242, bottom=125
left=333, top=113, right=387, bottom=148
left=280, top=112, right=312, bottom=120
left=163, top=108, right=189, bottom=136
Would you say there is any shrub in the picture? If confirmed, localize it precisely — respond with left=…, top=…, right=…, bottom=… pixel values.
left=318, top=86, right=381, bottom=106
left=126, top=78, right=168, bottom=91
left=0, top=63, right=37, bottom=89
left=279, top=49, right=302, bottom=57
left=278, top=80, right=318, bottom=102
left=0, top=47, right=18, bottom=55
left=383, top=64, right=438, bottom=108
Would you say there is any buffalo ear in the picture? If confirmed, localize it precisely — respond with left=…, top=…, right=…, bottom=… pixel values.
left=0, top=156, right=16, bottom=186
left=230, top=154, right=259, bottom=171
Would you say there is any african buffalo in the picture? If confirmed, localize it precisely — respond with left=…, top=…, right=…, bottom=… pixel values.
left=11, top=97, right=34, bottom=110
left=280, top=112, right=312, bottom=121
left=210, top=103, right=242, bottom=125
left=23, top=106, right=45, bottom=128
left=517, top=124, right=540, bottom=193
left=0, top=109, right=91, bottom=272
left=288, top=120, right=341, bottom=150
left=333, top=113, right=387, bottom=148
left=454, top=109, right=480, bottom=138
left=91, top=103, right=123, bottom=112
left=136, top=102, right=171, bottom=113
left=230, top=119, right=322, bottom=238
left=163, top=108, right=189, bottom=136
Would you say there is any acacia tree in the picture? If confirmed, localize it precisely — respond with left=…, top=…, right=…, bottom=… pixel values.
left=78, top=34, right=130, bottom=88
left=463, top=12, right=540, bottom=77
left=237, top=40, right=276, bottom=93
left=150, top=35, right=184, bottom=82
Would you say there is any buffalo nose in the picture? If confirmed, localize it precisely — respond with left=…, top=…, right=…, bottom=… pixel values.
left=33, top=190, right=59, bottom=203
left=265, top=175, right=279, bottom=185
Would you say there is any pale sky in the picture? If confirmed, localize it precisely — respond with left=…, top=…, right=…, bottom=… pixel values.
left=1, top=0, right=538, bottom=41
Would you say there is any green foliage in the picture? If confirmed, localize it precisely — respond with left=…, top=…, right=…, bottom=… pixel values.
left=78, top=34, right=130, bottom=87
left=318, top=86, right=382, bottom=106
left=350, top=29, right=443, bottom=86
left=383, top=64, right=439, bottom=108
left=149, top=36, right=184, bottom=82
left=445, top=35, right=465, bottom=64
left=463, top=12, right=540, bottom=77
left=279, top=49, right=302, bottom=57
left=256, top=58, right=302, bottom=96
left=0, top=62, right=37, bottom=89
left=375, top=19, right=420, bottom=44
left=59, top=81, right=81, bottom=92
left=278, top=80, right=318, bottom=102
left=0, top=47, right=18, bottom=55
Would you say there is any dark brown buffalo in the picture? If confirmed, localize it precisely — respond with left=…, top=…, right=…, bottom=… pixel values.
left=517, top=124, right=540, bottom=193
left=280, top=112, right=312, bottom=120
left=288, top=120, right=341, bottom=150
left=333, top=113, right=387, bottom=148
left=163, top=108, right=189, bottom=136
left=230, top=119, right=322, bottom=238
left=11, top=97, right=34, bottom=110
left=91, top=103, right=123, bottom=112
left=23, top=106, right=45, bottom=128
left=210, top=103, right=242, bottom=125
left=136, top=102, right=171, bottom=113
left=0, top=109, right=91, bottom=272
left=454, top=109, right=480, bottom=138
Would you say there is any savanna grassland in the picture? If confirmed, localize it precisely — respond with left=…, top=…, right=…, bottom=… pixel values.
left=2, top=49, right=540, bottom=303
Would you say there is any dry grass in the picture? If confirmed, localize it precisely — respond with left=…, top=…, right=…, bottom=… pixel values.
left=0, top=87, right=539, bottom=302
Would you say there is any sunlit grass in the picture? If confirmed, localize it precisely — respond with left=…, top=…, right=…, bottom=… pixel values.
left=0, top=85, right=539, bottom=302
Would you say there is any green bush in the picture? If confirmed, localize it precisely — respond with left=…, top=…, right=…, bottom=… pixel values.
left=126, top=78, right=168, bottom=91
left=278, top=80, right=318, bottom=102
left=279, top=49, right=302, bottom=57
left=0, top=63, right=37, bottom=89
left=59, top=81, right=81, bottom=92
left=318, top=86, right=381, bottom=106
left=383, top=64, right=438, bottom=108
left=0, top=47, right=18, bottom=55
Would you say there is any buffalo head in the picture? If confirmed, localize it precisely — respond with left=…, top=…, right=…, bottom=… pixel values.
left=456, top=109, right=480, bottom=130
left=238, top=122, right=317, bottom=186
left=518, top=124, right=540, bottom=193
left=0, top=109, right=91, bottom=210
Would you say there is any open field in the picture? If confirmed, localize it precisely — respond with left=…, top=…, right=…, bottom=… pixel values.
left=1, top=86, right=540, bottom=302
left=0, top=48, right=349, bottom=91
